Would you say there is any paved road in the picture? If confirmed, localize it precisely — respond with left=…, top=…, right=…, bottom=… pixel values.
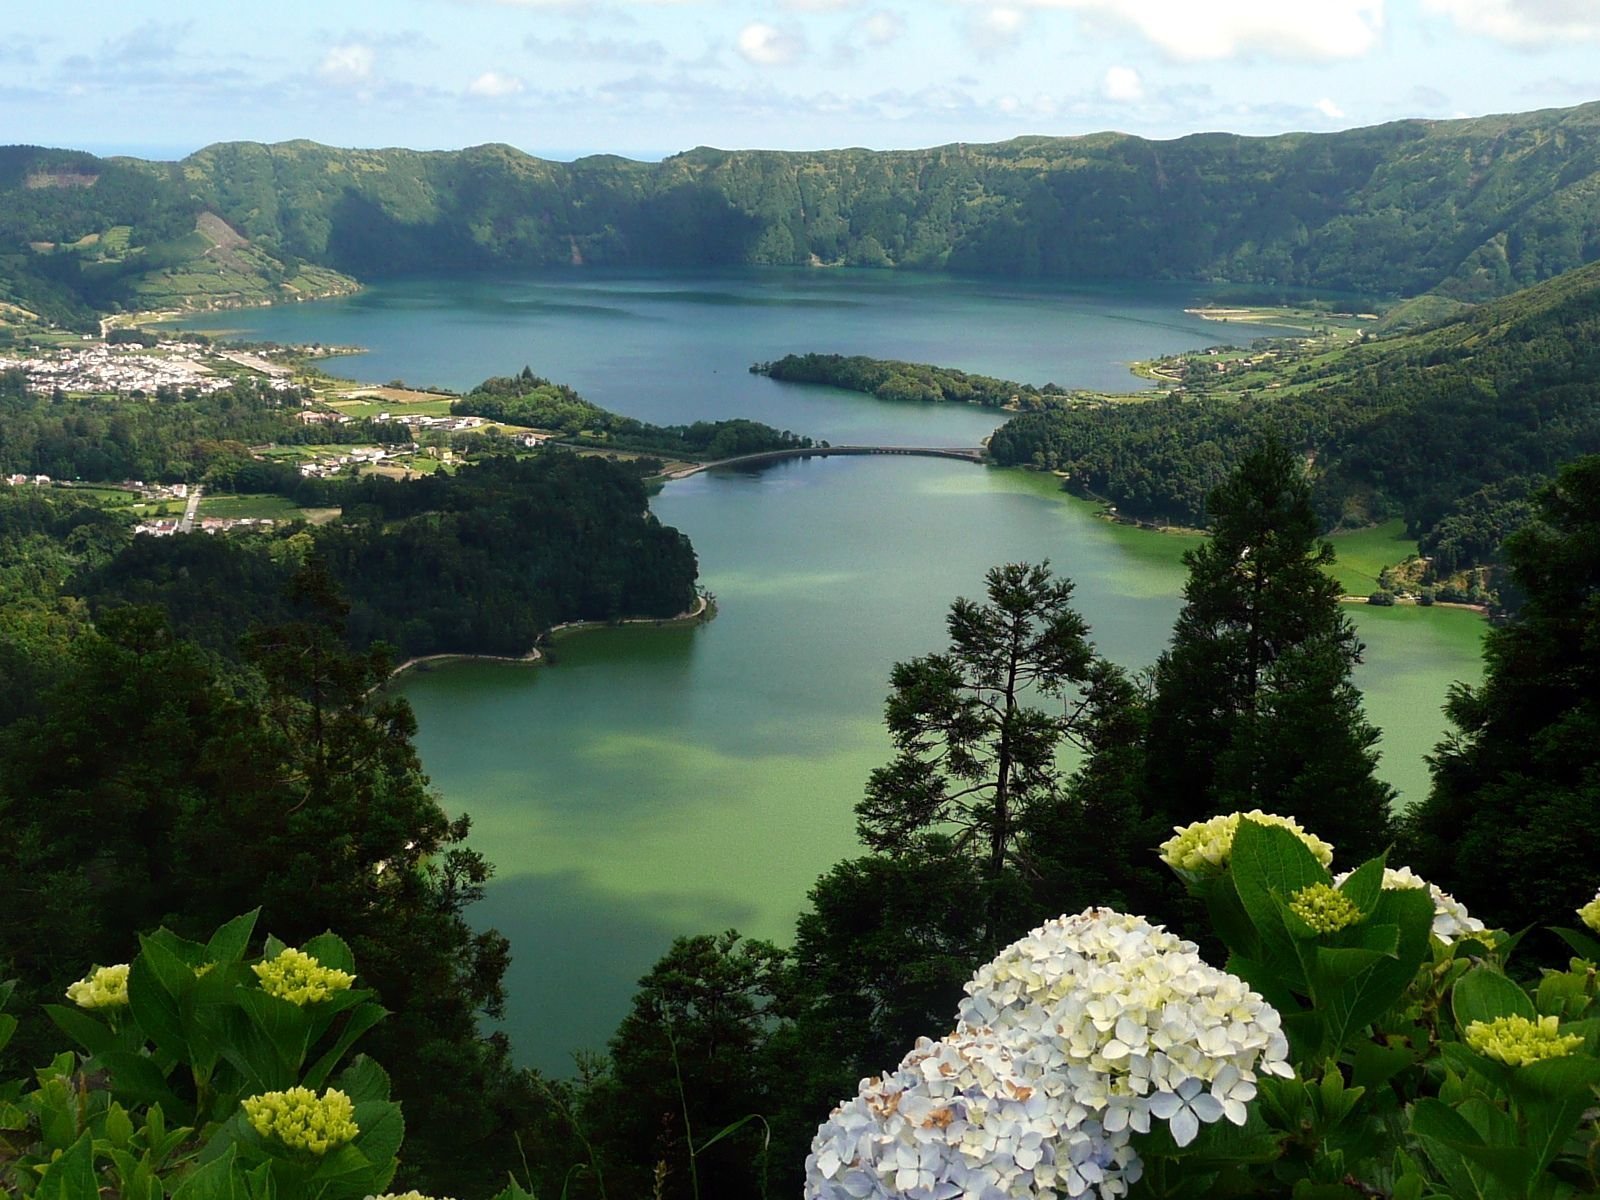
left=178, top=486, right=203, bottom=533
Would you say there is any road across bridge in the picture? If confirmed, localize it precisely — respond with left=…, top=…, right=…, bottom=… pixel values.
left=664, top=444, right=988, bottom=479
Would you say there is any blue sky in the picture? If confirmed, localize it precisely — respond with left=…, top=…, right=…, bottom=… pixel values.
left=5, top=1, right=1600, bottom=160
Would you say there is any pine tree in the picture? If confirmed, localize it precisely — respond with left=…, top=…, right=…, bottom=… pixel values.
left=855, top=561, right=1097, bottom=878
left=1404, top=455, right=1600, bottom=933
left=1146, top=440, right=1395, bottom=859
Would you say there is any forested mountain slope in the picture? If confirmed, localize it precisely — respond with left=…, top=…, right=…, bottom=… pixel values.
left=7, top=100, right=1600, bottom=326
left=988, top=257, right=1600, bottom=571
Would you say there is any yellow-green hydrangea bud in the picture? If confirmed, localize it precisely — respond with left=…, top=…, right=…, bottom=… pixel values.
left=1578, top=888, right=1600, bottom=935
left=252, top=947, right=355, bottom=1005
left=242, top=1087, right=359, bottom=1155
left=1288, top=883, right=1361, bottom=934
left=1465, top=1015, right=1584, bottom=1067
left=65, top=964, right=131, bottom=1009
left=1159, top=810, right=1335, bottom=878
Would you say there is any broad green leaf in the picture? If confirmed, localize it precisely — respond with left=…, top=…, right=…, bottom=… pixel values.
left=36, top=1130, right=98, bottom=1200
left=1307, top=926, right=1400, bottom=996
left=0, top=1012, right=16, bottom=1055
left=45, top=1004, right=119, bottom=1058
left=333, top=1055, right=390, bottom=1105
left=127, top=961, right=185, bottom=1062
left=234, top=990, right=313, bottom=1081
left=1534, top=970, right=1592, bottom=1020
left=104, top=1102, right=135, bottom=1148
left=204, top=911, right=261, bottom=966
left=101, top=1051, right=187, bottom=1119
left=1231, top=821, right=1331, bottom=953
left=1336, top=853, right=1388, bottom=917
left=1440, top=1042, right=1514, bottom=1095
left=146, top=928, right=210, bottom=968
left=299, top=932, right=356, bottom=976
left=173, top=1147, right=247, bottom=1200
left=1505, top=1054, right=1600, bottom=1175
left=1452, top=966, right=1535, bottom=1031
left=1410, top=1099, right=1494, bottom=1200
left=1316, top=888, right=1433, bottom=1052
left=351, top=1099, right=404, bottom=1171
left=1551, top=926, right=1600, bottom=963
left=302, top=1004, right=387, bottom=1090
left=1352, top=1041, right=1417, bottom=1090
left=1198, top=874, right=1263, bottom=960
left=303, top=1141, right=375, bottom=1190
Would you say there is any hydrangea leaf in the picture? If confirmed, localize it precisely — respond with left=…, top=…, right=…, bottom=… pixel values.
left=203, top=910, right=261, bottom=967
left=1313, top=889, right=1433, bottom=1057
left=1335, top=854, right=1388, bottom=918
left=34, top=1129, right=97, bottom=1200
left=300, top=932, right=357, bottom=977
left=1453, top=967, right=1536, bottom=1032
left=1230, top=820, right=1331, bottom=965
left=170, top=1147, right=247, bottom=1200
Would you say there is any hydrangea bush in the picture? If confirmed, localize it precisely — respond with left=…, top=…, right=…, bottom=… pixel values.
left=807, top=910, right=1291, bottom=1199
left=807, top=813, right=1600, bottom=1199
left=0, top=912, right=534, bottom=1200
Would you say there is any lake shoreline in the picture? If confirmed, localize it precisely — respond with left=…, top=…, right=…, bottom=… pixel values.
left=386, top=591, right=714, bottom=682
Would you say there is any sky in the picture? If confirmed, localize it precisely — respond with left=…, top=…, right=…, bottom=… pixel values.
left=4, top=0, right=1600, bottom=160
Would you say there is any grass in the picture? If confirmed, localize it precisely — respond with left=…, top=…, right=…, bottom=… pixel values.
left=52, top=484, right=139, bottom=504
left=330, top=397, right=455, bottom=418
left=197, top=493, right=306, bottom=520
left=130, top=499, right=186, bottom=518
left=1328, top=519, right=1416, bottom=594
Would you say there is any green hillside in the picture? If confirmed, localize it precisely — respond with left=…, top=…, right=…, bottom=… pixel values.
left=8, top=100, right=1600, bottom=324
left=987, top=257, right=1600, bottom=580
left=0, top=146, right=355, bottom=330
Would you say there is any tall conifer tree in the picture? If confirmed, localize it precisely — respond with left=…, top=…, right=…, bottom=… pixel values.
left=1404, top=456, right=1600, bottom=933
left=1145, top=440, right=1395, bottom=859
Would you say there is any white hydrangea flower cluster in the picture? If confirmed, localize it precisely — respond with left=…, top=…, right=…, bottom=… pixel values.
left=1332, top=865, right=1486, bottom=946
left=804, top=909, right=1292, bottom=1200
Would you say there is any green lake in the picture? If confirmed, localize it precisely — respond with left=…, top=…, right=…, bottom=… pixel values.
left=184, top=270, right=1487, bottom=1074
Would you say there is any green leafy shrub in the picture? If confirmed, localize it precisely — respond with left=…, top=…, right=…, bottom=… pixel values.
left=0, top=911, right=530, bottom=1200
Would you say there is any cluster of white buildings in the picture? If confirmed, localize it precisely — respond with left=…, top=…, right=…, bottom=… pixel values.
left=0, top=341, right=296, bottom=396
left=297, top=445, right=401, bottom=478
left=379, top=411, right=485, bottom=432
left=135, top=515, right=278, bottom=538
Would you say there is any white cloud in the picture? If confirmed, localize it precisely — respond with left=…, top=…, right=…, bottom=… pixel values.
left=1004, top=0, right=1384, bottom=61
left=1421, top=0, right=1600, bottom=46
left=468, top=70, right=526, bottom=96
left=1315, top=96, right=1346, bottom=118
left=1102, top=65, right=1144, bottom=101
left=969, top=5, right=1029, bottom=53
left=317, top=44, right=375, bottom=86
left=862, top=10, right=906, bottom=46
left=782, top=0, right=863, bottom=9
left=737, top=22, right=806, bottom=65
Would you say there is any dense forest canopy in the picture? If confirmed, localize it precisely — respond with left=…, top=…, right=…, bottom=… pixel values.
left=454, top=368, right=813, bottom=458
left=987, top=258, right=1600, bottom=577
left=8, top=100, right=1600, bottom=326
